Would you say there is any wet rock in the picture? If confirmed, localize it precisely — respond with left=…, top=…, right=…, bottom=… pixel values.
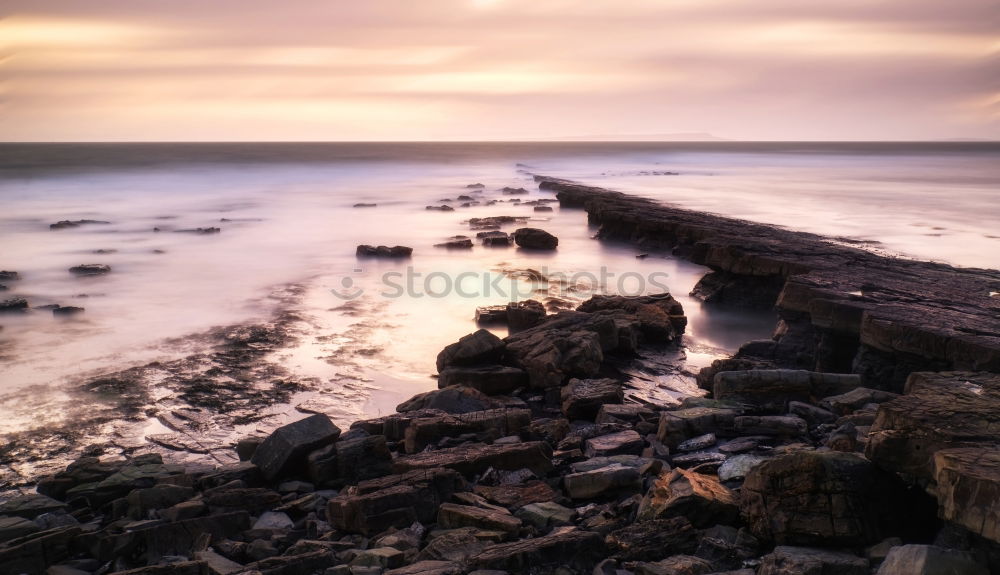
left=357, top=245, right=413, bottom=258
left=52, top=306, right=85, bottom=317
left=126, top=484, right=194, bottom=519
left=932, top=447, right=1000, bottom=543
left=438, top=503, right=521, bottom=538
left=203, top=487, right=282, bottom=513
left=481, top=233, right=511, bottom=247
left=875, top=544, right=988, bottom=575
left=437, top=366, right=528, bottom=396
left=0, top=516, right=40, bottom=542
left=585, top=430, right=644, bottom=458
left=866, top=371, right=1000, bottom=480
left=435, top=238, right=473, bottom=249
left=657, top=408, right=739, bottom=449
left=637, top=468, right=738, bottom=527
left=68, top=264, right=111, bottom=276
left=0, top=525, right=81, bottom=575
left=475, top=306, right=508, bottom=325
left=0, top=271, right=20, bottom=281
left=712, top=370, right=812, bottom=413
left=50, top=219, right=110, bottom=230
left=397, top=386, right=521, bottom=414
left=36, top=456, right=124, bottom=500
left=393, top=441, right=552, bottom=477
left=561, top=378, right=623, bottom=421
left=741, top=451, right=907, bottom=546
left=533, top=206, right=553, bottom=212
left=0, top=494, right=67, bottom=520
left=251, top=414, right=342, bottom=481
left=504, top=322, right=604, bottom=388
left=436, top=329, right=506, bottom=372
left=758, top=546, right=868, bottom=575
left=65, top=460, right=186, bottom=508
left=502, top=187, right=529, bottom=195
left=469, top=527, right=605, bottom=571
left=606, top=517, right=699, bottom=561
left=354, top=203, right=377, bottom=208
left=506, top=299, right=546, bottom=330
left=733, top=415, right=807, bottom=437
left=577, top=294, right=687, bottom=341
left=328, top=468, right=463, bottom=535
left=175, top=227, right=221, bottom=234
left=403, top=408, right=531, bottom=453
left=512, top=228, right=558, bottom=250
left=694, top=524, right=760, bottom=571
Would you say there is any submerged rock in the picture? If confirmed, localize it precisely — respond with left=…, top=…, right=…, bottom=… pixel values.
left=512, top=227, right=558, bottom=250
left=435, top=329, right=506, bottom=372
left=50, top=219, right=110, bottom=230
left=357, top=244, right=413, bottom=258
left=68, top=264, right=111, bottom=276
left=0, top=297, right=28, bottom=313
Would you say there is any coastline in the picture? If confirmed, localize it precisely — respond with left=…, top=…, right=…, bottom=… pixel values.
left=2, top=179, right=999, bottom=574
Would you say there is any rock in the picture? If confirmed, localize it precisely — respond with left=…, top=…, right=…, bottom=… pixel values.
left=875, top=544, right=988, bottom=575
left=694, top=524, right=760, bottom=571
left=561, top=378, right=623, bottom=421
left=68, top=264, right=111, bottom=276
left=564, top=464, right=642, bottom=500
left=386, top=560, right=462, bottom=575
left=357, top=245, right=413, bottom=258
left=96, top=511, right=250, bottom=564
left=0, top=516, right=41, bottom=542
left=203, top=487, right=282, bottom=513
left=469, top=527, right=605, bottom=571
left=677, top=433, right=716, bottom=453
left=435, top=238, right=474, bottom=249
left=161, top=500, right=206, bottom=522
left=717, top=454, right=768, bottom=482
left=713, top=370, right=812, bottom=413
left=787, top=401, right=837, bottom=425
left=253, top=511, right=294, bottom=530
left=175, top=226, right=221, bottom=234
left=821, top=387, right=899, bottom=415
left=437, top=366, right=528, bottom=396
left=126, top=484, right=194, bottom=519
left=732, top=416, right=808, bottom=437
left=50, top=219, right=110, bottom=230
left=503, top=314, right=609, bottom=388
left=866, top=372, right=1000, bottom=481
left=0, top=271, right=20, bottom=281
left=403, top=408, right=531, bottom=453
left=307, top=433, right=392, bottom=487
left=437, top=503, right=522, bottom=538
left=633, top=555, right=714, bottom=575
left=598, top=404, right=657, bottom=425
left=758, top=546, right=869, bottom=575
left=436, top=329, right=506, bottom=372
left=328, top=468, right=464, bottom=535
left=52, top=306, right=85, bottom=317
left=0, top=494, right=67, bottom=520
left=515, top=501, right=575, bottom=529
left=657, top=408, right=739, bottom=449
left=64, top=459, right=186, bottom=508
left=475, top=306, right=508, bottom=325
left=606, top=517, right=700, bottom=561
left=502, top=187, right=529, bottom=195
left=481, top=233, right=511, bottom=247
left=416, top=528, right=488, bottom=563
left=584, top=430, right=644, bottom=458
left=534, top=206, right=553, bottom=212
left=512, top=228, right=558, bottom=250
left=576, top=294, right=687, bottom=341
left=351, top=547, right=406, bottom=569
left=932, top=447, right=1000, bottom=543
left=393, top=441, right=552, bottom=477
left=397, top=386, right=520, bottom=414
left=0, top=297, right=27, bottom=313
left=474, top=480, right=558, bottom=509
left=0, top=525, right=81, bottom=575
left=251, top=414, right=342, bottom=481
left=741, top=451, right=907, bottom=546
left=637, top=468, right=739, bottom=527
left=670, top=452, right=727, bottom=470
left=506, top=300, right=546, bottom=330
left=354, top=203, right=377, bottom=208
left=426, top=204, right=456, bottom=211
left=194, top=550, right=244, bottom=575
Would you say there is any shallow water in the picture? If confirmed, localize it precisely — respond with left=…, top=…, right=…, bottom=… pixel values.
left=1, top=142, right=996, bottom=446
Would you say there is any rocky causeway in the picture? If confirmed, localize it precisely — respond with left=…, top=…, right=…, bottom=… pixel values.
left=1, top=178, right=999, bottom=575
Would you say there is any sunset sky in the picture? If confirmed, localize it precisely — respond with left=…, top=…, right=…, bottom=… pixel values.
left=1, top=0, right=997, bottom=141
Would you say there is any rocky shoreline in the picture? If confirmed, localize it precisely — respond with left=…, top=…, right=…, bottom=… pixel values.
left=2, top=179, right=999, bottom=575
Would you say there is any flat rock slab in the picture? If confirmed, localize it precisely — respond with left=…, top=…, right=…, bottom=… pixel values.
left=875, top=544, right=988, bottom=575
left=437, top=503, right=522, bottom=537
left=933, top=447, right=1000, bottom=543
left=251, top=413, right=341, bottom=481
left=469, top=528, right=604, bottom=571
left=436, top=329, right=506, bottom=372
left=392, top=441, right=553, bottom=478
left=0, top=494, right=67, bottom=519
left=584, top=430, right=644, bottom=457
left=759, top=546, right=869, bottom=575
left=437, top=366, right=528, bottom=395
left=866, top=371, right=1000, bottom=480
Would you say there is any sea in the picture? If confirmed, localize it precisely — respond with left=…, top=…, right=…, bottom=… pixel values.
left=1, top=142, right=998, bottom=475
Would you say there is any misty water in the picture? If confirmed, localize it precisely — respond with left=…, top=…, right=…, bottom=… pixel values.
left=1, top=142, right=997, bottom=473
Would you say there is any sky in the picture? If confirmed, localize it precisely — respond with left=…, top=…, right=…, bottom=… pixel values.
left=0, top=0, right=997, bottom=141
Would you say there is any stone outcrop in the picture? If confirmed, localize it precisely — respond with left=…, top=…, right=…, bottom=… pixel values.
left=251, top=414, right=341, bottom=481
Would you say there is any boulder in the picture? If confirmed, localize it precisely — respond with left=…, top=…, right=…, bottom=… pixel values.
left=0, top=271, right=20, bottom=281
left=577, top=294, right=687, bottom=341
left=251, top=414, right=341, bottom=481
left=435, top=238, right=473, bottom=249
left=306, top=433, right=392, bottom=487
left=0, top=297, right=28, bottom=313
left=403, top=408, right=531, bottom=453
left=657, top=407, right=739, bottom=449
left=512, top=228, right=558, bottom=250
left=637, top=468, right=739, bottom=527
left=502, top=187, right=529, bottom=195
left=68, top=264, right=110, bottom=276
left=712, top=370, right=812, bottom=413
left=932, top=447, right=1000, bottom=543
left=475, top=480, right=559, bottom=509
left=426, top=205, right=455, bottom=211
left=506, top=299, right=546, bottom=330
left=875, top=544, right=988, bottom=575
left=436, top=329, right=506, bottom=372
left=0, top=516, right=40, bottom=542
left=741, top=451, right=906, bottom=546
left=503, top=315, right=608, bottom=388
left=469, top=527, right=605, bottom=571
left=393, top=441, right=552, bottom=477
left=694, top=524, right=760, bottom=571
left=561, top=378, right=623, bottom=421
left=0, top=494, right=67, bottom=519
left=717, top=454, right=769, bottom=482
left=125, top=484, right=194, bottom=519
left=52, top=306, right=85, bottom=317
left=356, top=244, right=413, bottom=257
left=758, top=546, right=868, bottom=575
left=437, top=366, right=528, bottom=396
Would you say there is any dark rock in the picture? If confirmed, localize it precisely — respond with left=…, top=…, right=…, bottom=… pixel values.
left=437, top=366, right=528, bottom=396
left=576, top=294, right=687, bottom=340
left=758, top=546, right=868, bottom=575
left=875, top=544, right=988, bottom=575
left=437, top=503, right=521, bottom=538
left=50, top=220, right=110, bottom=230
left=357, top=245, right=413, bottom=258
left=733, top=415, right=808, bottom=437
left=95, top=511, right=250, bottom=564
left=564, top=463, right=642, bottom=500
left=633, top=555, right=715, bottom=575
left=788, top=401, right=837, bottom=425
left=657, top=407, right=739, bottom=449
left=403, top=408, right=531, bottom=453
left=694, top=524, right=760, bottom=571
left=328, top=469, right=464, bottom=535
left=584, top=430, right=644, bottom=458
left=174, top=227, right=221, bottom=234
left=506, top=300, right=546, bottom=330
left=307, top=434, right=392, bottom=487
left=68, top=264, right=111, bottom=276
left=932, top=447, right=1000, bottom=543
left=397, top=386, right=522, bottom=415
left=561, top=378, right=623, bottom=421
left=435, top=238, right=473, bottom=249
left=0, top=516, right=40, bottom=542
left=426, top=205, right=455, bottom=211
left=515, top=501, right=575, bottom=529
left=0, top=526, right=81, bottom=575
left=638, top=468, right=739, bottom=527
left=203, top=487, right=282, bottom=513
left=414, top=529, right=487, bottom=564
left=502, top=187, right=529, bottom=195
left=512, top=228, right=558, bottom=250
left=0, top=271, right=20, bottom=281
left=533, top=206, right=553, bottom=212
left=677, top=433, right=717, bottom=453
left=481, top=233, right=510, bottom=247
left=821, top=387, right=899, bottom=415
left=0, top=494, right=66, bottom=520
left=251, top=414, right=342, bottom=481
left=126, top=484, right=194, bottom=519
left=436, top=329, right=506, bottom=372
left=741, top=451, right=909, bottom=546
left=354, top=203, right=378, bottom=208
left=469, top=528, right=605, bottom=571
left=393, top=441, right=552, bottom=477
left=606, top=517, right=700, bottom=561
left=53, top=306, right=85, bottom=316
left=475, top=306, right=508, bottom=325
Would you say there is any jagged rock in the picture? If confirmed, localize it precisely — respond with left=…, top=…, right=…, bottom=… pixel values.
left=436, top=329, right=506, bottom=372
left=502, top=187, right=529, bottom=195
left=741, top=451, right=907, bottom=546
left=821, top=387, right=899, bottom=415
left=866, top=372, right=1000, bottom=480
left=561, top=378, right=623, bottom=420
left=758, top=546, right=868, bottom=575
left=534, top=205, right=553, bottom=212
left=203, top=488, right=282, bottom=513
left=564, top=464, right=642, bottom=500
left=469, top=527, right=605, bottom=571
left=606, top=517, right=700, bottom=561
left=306, top=433, right=392, bottom=487
left=161, top=500, right=206, bottom=522
left=357, top=245, right=413, bottom=258
left=0, top=494, right=66, bottom=519
left=251, top=414, right=341, bottom=481
left=670, top=452, right=727, bottom=469
left=50, top=219, right=110, bottom=230
left=52, top=306, right=85, bottom=316
left=427, top=205, right=455, bottom=211
left=637, top=468, right=738, bottom=527
left=0, top=516, right=40, bottom=542
left=504, top=321, right=604, bottom=387
left=393, top=441, right=552, bottom=477
left=633, top=555, right=714, bottom=575
left=437, top=503, right=522, bottom=538
left=0, top=526, right=81, bottom=575
left=584, top=430, right=644, bottom=457
left=64, top=460, right=186, bottom=508
left=598, top=404, right=657, bottom=425
left=506, top=300, right=546, bottom=330
left=242, top=549, right=333, bottom=575
left=577, top=294, right=687, bottom=341
left=415, top=528, right=488, bottom=564
left=475, top=306, right=507, bottom=325
left=403, top=408, right=531, bottom=453
left=68, top=264, right=111, bottom=276
left=733, top=416, right=807, bottom=437
left=437, top=366, right=528, bottom=396
left=932, top=447, right=1000, bottom=543
left=194, top=550, right=244, bottom=575
left=875, top=544, right=988, bottom=575
left=657, top=407, right=739, bottom=449
left=474, top=480, right=558, bottom=508
left=512, top=227, right=558, bottom=250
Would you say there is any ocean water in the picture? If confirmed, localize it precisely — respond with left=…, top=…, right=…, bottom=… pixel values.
left=0, top=142, right=997, bottom=445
